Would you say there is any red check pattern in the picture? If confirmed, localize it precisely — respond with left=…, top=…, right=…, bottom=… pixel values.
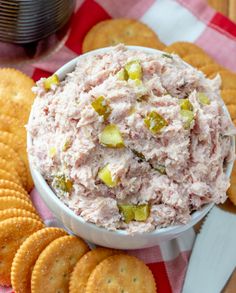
left=1, top=1, right=236, bottom=292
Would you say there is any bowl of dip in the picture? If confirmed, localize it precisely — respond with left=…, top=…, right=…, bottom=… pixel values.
left=27, top=45, right=235, bottom=249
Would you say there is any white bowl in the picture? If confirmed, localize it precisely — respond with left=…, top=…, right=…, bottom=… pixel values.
left=27, top=46, right=235, bottom=249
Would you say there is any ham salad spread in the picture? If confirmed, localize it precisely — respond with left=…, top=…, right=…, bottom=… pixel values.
left=28, top=45, right=235, bottom=233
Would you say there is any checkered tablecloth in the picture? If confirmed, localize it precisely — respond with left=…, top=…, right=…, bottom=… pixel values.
left=1, top=1, right=236, bottom=292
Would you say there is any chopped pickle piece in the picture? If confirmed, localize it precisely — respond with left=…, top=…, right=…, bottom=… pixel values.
left=54, top=175, right=73, bottom=193
left=162, top=53, right=173, bottom=59
left=144, top=111, right=168, bottom=134
left=134, top=79, right=142, bottom=86
left=118, top=204, right=150, bottom=223
left=98, top=164, right=118, bottom=187
left=125, top=60, right=142, bottom=80
left=118, top=205, right=135, bottom=223
left=180, top=110, right=194, bottom=129
left=49, top=147, right=56, bottom=157
left=43, top=74, right=59, bottom=91
left=132, top=149, right=145, bottom=161
left=137, top=94, right=149, bottom=102
left=91, top=96, right=111, bottom=120
left=62, top=139, right=72, bottom=152
left=117, top=68, right=129, bottom=81
left=154, top=164, right=166, bottom=174
left=179, top=99, right=193, bottom=111
left=198, top=92, right=211, bottom=105
left=99, top=124, right=124, bottom=148
left=134, top=204, right=150, bottom=221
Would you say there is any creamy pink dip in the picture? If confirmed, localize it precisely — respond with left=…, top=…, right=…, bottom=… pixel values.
left=28, top=45, right=235, bottom=233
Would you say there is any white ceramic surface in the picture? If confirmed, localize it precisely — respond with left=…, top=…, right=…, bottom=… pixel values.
left=27, top=46, right=235, bottom=249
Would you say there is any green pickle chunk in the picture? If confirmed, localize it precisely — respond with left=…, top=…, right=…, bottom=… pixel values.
left=119, top=204, right=150, bottom=223
left=179, top=99, right=193, bottom=111
left=132, top=149, right=145, bottom=161
left=125, top=60, right=142, bottom=80
left=134, top=79, right=142, bottom=86
left=154, top=164, right=166, bottom=174
left=98, top=164, right=118, bottom=187
left=91, top=96, right=111, bottom=120
left=180, top=110, right=194, bottom=129
left=99, top=124, right=124, bottom=148
left=144, top=111, right=168, bottom=134
left=49, top=146, right=56, bottom=157
left=44, top=74, right=59, bottom=91
left=54, top=175, right=73, bottom=193
left=198, top=92, right=211, bottom=105
left=118, top=205, right=135, bottom=223
left=162, top=53, right=173, bottom=59
left=62, top=139, right=72, bottom=152
left=117, top=68, right=129, bottom=81
left=134, top=204, right=150, bottom=221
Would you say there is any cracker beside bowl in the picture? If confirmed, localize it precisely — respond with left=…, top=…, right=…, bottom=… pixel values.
left=27, top=46, right=235, bottom=249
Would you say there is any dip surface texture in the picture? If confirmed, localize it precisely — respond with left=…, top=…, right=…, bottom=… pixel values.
left=28, top=45, right=234, bottom=233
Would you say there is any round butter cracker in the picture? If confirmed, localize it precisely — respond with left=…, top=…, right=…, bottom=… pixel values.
left=0, top=189, right=30, bottom=203
left=0, top=208, right=42, bottom=222
left=0, top=196, right=37, bottom=214
left=0, top=114, right=26, bottom=143
left=0, top=168, right=22, bottom=186
left=200, top=64, right=223, bottom=78
left=228, top=182, right=236, bottom=206
left=0, top=98, right=30, bottom=125
left=0, top=142, right=27, bottom=188
left=0, top=131, right=33, bottom=191
left=209, top=69, right=229, bottom=80
left=0, top=68, right=35, bottom=124
left=228, top=162, right=236, bottom=206
left=183, top=53, right=215, bottom=69
left=85, top=254, right=156, bottom=293
left=215, top=71, right=236, bottom=90
left=69, top=247, right=120, bottom=293
left=31, top=235, right=89, bottom=293
left=221, top=89, right=236, bottom=105
left=226, top=104, right=236, bottom=120
left=164, top=42, right=206, bottom=57
left=0, top=217, right=43, bottom=286
left=11, top=227, right=67, bottom=293
left=0, top=158, right=20, bottom=182
left=82, top=19, right=165, bottom=53
left=0, top=180, right=28, bottom=195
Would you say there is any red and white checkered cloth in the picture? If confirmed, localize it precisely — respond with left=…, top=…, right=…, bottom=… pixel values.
left=1, top=1, right=236, bottom=292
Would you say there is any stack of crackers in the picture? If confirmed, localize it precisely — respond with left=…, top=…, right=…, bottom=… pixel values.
left=0, top=68, right=34, bottom=191
left=0, top=18, right=236, bottom=293
left=2, top=224, right=156, bottom=292
left=0, top=68, right=43, bottom=286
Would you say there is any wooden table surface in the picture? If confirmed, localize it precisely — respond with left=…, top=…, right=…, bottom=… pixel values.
left=208, top=0, right=236, bottom=23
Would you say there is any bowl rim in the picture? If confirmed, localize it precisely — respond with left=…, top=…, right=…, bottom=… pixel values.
left=27, top=45, right=235, bottom=236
